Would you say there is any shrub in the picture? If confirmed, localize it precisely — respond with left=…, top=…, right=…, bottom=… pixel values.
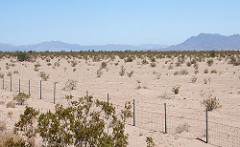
left=207, top=59, right=214, bottom=66
left=40, top=72, right=49, bottom=81
left=146, top=137, right=155, bottom=147
left=142, top=59, right=149, bottom=65
left=7, top=72, right=12, bottom=77
left=119, top=65, right=126, bottom=76
left=71, top=60, right=77, bottom=67
left=13, top=93, right=30, bottom=105
left=175, top=123, right=189, bottom=134
left=211, top=69, right=217, bottom=74
left=124, top=56, right=134, bottom=62
left=0, top=132, right=24, bottom=146
left=174, top=69, right=188, bottom=76
left=0, top=121, right=6, bottom=132
left=6, top=101, right=15, bottom=108
left=202, top=97, right=220, bottom=111
left=8, top=111, right=13, bottom=118
left=150, top=62, right=156, bottom=67
left=100, top=61, right=107, bottom=69
left=16, top=52, right=30, bottom=62
left=191, top=76, right=197, bottom=83
left=127, top=71, right=134, bottom=77
left=97, top=69, right=102, bottom=77
left=204, top=69, right=208, bottom=74
left=172, top=86, right=180, bottom=94
left=64, top=79, right=77, bottom=90
left=14, top=95, right=132, bottom=147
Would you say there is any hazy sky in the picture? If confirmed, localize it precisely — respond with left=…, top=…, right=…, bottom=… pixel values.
left=0, top=0, right=240, bottom=45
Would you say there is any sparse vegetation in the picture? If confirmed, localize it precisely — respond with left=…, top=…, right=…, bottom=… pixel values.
left=64, top=79, right=77, bottom=90
left=127, top=71, right=134, bottom=77
left=119, top=65, right=126, bottom=76
left=202, top=97, right=220, bottom=111
left=40, top=72, right=49, bottom=81
left=13, top=93, right=30, bottom=105
left=172, top=85, right=180, bottom=94
left=6, top=101, right=16, bottom=108
left=16, top=52, right=30, bottom=62
left=207, top=59, right=214, bottom=66
left=146, top=137, right=155, bottom=147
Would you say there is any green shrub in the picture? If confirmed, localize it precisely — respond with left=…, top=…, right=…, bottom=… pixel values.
left=16, top=52, right=30, bottom=62
left=13, top=93, right=30, bottom=105
left=146, top=137, right=155, bottom=147
left=207, top=59, right=214, bottom=66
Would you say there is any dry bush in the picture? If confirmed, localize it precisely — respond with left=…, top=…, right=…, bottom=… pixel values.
left=119, top=65, right=126, bottom=76
left=40, top=72, right=49, bottom=81
left=202, top=97, right=220, bottom=111
left=127, top=71, right=134, bottom=77
left=191, top=76, right=197, bottom=83
left=13, top=93, right=30, bottom=105
left=13, top=70, right=19, bottom=74
left=174, top=69, right=188, bottom=75
left=7, top=72, right=12, bottom=77
left=172, top=85, right=180, bottom=94
left=0, top=121, right=6, bottom=132
left=175, top=123, right=189, bottom=134
left=6, top=101, right=15, bottom=108
left=0, top=132, right=24, bottom=146
left=207, top=59, right=214, bottom=66
left=47, top=63, right=51, bottom=66
left=211, top=69, right=217, bottom=74
left=146, top=136, right=155, bottom=147
left=34, top=63, right=41, bottom=71
left=204, top=68, right=208, bottom=74
left=64, top=79, right=77, bottom=90
left=0, top=73, right=4, bottom=78
left=97, top=69, right=102, bottom=77
left=8, top=111, right=13, bottom=119
left=71, top=60, right=77, bottom=67
left=100, top=61, right=107, bottom=69
left=150, top=62, right=156, bottom=67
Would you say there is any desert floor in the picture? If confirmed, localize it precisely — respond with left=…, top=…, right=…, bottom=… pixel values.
left=0, top=54, right=240, bottom=147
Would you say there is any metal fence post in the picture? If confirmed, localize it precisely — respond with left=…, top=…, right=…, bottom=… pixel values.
left=133, top=99, right=135, bottom=126
left=40, top=80, right=42, bottom=99
left=10, top=77, right=12, bottom=91
left=86, top=90, right=88, bottom=105
left=54, top=82, right=56, bottom=104
left=164, top=103, right=167, bottom=134
left=28, top=80, right=30, bottom=96
left=206, top=108, right=208, bottom=143
left=18, top=79, right=20, bottom=93
left=107, top=93, right=109, bottom=104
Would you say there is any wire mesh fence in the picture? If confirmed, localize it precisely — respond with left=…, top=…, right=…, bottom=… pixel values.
left=1, top=76, right=240, bottom=147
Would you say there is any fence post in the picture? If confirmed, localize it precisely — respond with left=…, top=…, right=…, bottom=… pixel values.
left=28, top=80, right=30, bottom=96
left=133, top=99, right=135, bottom=126
left=53, top=82, right=56, bottom=104
left=18, top=79, right=20, bottom=93
left=107, top=93, right=109, bottom=104
left=40, top=80, right=42, bottom=99
left=206, top=108, right=208, bottom=143
left=164, top=103, right=167, bottom=134
left=10, top=77, right=12, bottom=91
left=2, top=76, right=4, bottom=90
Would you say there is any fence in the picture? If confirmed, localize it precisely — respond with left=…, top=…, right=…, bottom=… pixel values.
left=1, top=76, right=240, bottom=147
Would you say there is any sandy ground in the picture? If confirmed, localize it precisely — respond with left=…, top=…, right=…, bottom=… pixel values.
left=0, top=55, right=240, bottom=146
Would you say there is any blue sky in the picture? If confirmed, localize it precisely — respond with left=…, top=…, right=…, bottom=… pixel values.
left=0, top=0, right=240, bottom=45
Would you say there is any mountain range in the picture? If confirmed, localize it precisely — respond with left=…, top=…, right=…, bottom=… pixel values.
left=0, top=33, right=240, bottom=52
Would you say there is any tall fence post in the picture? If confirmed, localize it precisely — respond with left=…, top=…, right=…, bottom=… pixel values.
left=2, top=76, right=4, bottom=90
left=206, top=108, right=208, bottom=143
left=133, top=99, right=135, bottom=126
left=164, top=103, right=167, bottom=134
left=28, top=80, right=30, bottom=96
left=40, top=80, right=42, bottom=99
left=18, top=79, right=20, bottom=93
left=107, top=93, right=109, bottom=104
left=10, top=77, right=12, bottom=92
left=53, top=82, right=56, bottom=104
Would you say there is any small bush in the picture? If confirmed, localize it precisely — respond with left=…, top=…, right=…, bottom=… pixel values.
left=64, top=79, right=77, bottom=90
left=119, top=65, right=126, bottom=76
left=211, top=69, right=217, bottom=74
left=127, top=71, right=134, bottom=77
left=13, top=93, right=30, bottom=105
left=150, top=62, right=156, bottom=67
left=7, top=72, right=12, bottom=77
left=207, top=59, right=214, bottom=66
left=202, top=97, right=220, bottom=111
left=6, top=101, right=15, bottom=108
left=172, top=86, right=180, bottom=94
left=100, top=62, right=107, bottom=69
left=16, top=52, right=30, bottom=62
left=191, top=76, right=197, bottom=83
left=176, top=123, right=189, bottom=134
left=8, top=111, right=13, bottom=118
left=0, top=121, right=6, bottom=132
left=174, top=69, right=188, bottom=75
left=146, top=137, right=155, bottom=147
left=124, top=56, right=134, bottom=62
left=40, top=72, right=49, bottom=81
left=204, top=69, right=208, bottom=74
left=97, top=69, right=102, bottom=77
left=142, top=59, right=149, bottom=65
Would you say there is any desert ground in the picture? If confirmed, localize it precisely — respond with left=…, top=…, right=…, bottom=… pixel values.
left=0, top=51, right=240, bottom=147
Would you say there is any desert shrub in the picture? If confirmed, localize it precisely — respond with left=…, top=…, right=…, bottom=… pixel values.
left=172, top=86, right=180, bottom=94
left=6, top=101, right=15, bottom=108
left=146, top=137, right=155, bottom=147
left=7, top=72, right=12, bottom=77
left=64, top=79, right=77, bottom=90
left=142, top=59, right=149, bottom=65
left=0, top=73, right=4, bottom=78
left=0, top=121, right=6, bottom=132
left=16, top=52, right=30, bottom=62
left=71, top=60, right=77, bottom=67
left=124, top=56, right=134, bottom=62
left=211, top=69, right=217, bottom=74
left=13, top=93, right=30, bottom=105
left=73, top=68, right=76, bottom=72
left=100, top=61, right=107, bottom=69
left=191, top=76, right=197, bottom=83
left=174, top=69, right=188, bottom=75
left=13, top=70, right=19, bottom=74
left=40, top=72, right=49, bottom=81
left=168, top=63, right=174, bottom=70
left=175, top=123, right=189, bottom=134
left=119, top=65, right=126, bottom=76
left=34, top=63, right=41, bottom=71
left=0, top=132, right=25, bottom=146
left=8, top=111, right=13, bottom=118
left=47, top=63, right=51, bottom=66
left=207, top=59, right=214, bottom=66
left=150, top=62, right=156, bottom=67
left=14, top=95, right=132, bottom=147
left=204, top=68, right=208, bottom=74
left=186, top=61, right=192, bottom=67
left=228, top=56, right=240, bottom=66
left=115, top=62, right=119, bottom=66
left=127, top=71, right=134, bottom=77
left=97, top=69, right=102, bottom=77
left=202, top=97, right=220, bottom=111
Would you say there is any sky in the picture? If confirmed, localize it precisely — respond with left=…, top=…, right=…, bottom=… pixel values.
left=0, top=0, right=240, bottom=46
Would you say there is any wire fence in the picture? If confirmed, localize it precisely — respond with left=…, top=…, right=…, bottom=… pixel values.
left=1, top=76, right=240, bottom=147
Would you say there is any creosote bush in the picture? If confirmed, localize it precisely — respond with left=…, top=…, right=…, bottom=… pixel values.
left=202, top=97, right=220, bottom=111
left=64, top=79, right=77, bottom=90
left=13, top=92, right=30, bottom=105
left=146, top=137, right=155, bottom=147
left=172, top=85, right=180, bottom=94
left=6, top=101, right=16, bottom=108
left=16, top=52, right=30, bottom=62
left=14, top=95, right=132, bottom=147
left=40, top=72, right=49, bottom=81
left=119, top=65, right=126, bottom=76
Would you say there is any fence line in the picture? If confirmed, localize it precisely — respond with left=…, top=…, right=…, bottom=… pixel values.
left=1, top=76, right=240, bottom=147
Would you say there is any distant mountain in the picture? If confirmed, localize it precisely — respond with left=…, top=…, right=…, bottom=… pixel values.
left=0, top=41, right=168, bottom=52
left=165, top=33, right=240, bottom=51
